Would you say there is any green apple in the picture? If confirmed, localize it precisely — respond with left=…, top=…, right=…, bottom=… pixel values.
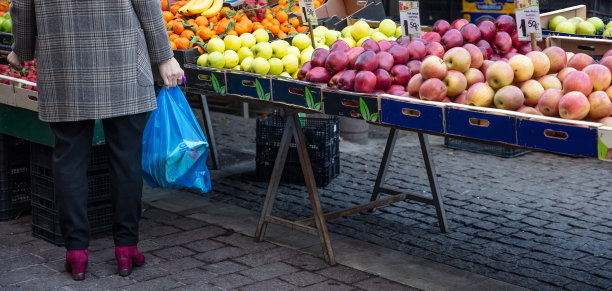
left=569, top=17, right=583, bottom=26
left=271, top=40, right=290, bottom=58
left=240, top=33, right=256, bottom=48
left=251, top=57, right=270, bottom=74
left=324, top=30, right=341, bottom=46
left=281, top=54, right=299, bottom=73
left=207, top=38, right=225, bottom=53
left=607, top=21, right=612, bottom=30
left=395, top=26, right=402, bottom=38
left=292, top=34, right=311, bottom=51
left=341, top=25, right=352, bottom=38
left=233, top=65, right=241, bottom=70
left=252, top=42, right=273, bottom=59
left=315, top=43, right=329, bottom=50
left=548, top=15, right=567, bottom=31
left=603, top=28, right=612, bottom=37
left=224, top=35, right=241, bottom=51
left=292, top=70, right=298, bottom=79
left=224, top=50, right=239, bottom=68
left=351, top=20, right=371, bottom=41
left=342, top=36, right=356, bottom=48
left=268, top=58, right=284, bottom=75
left=286, top=46, right=301, bottom=58
left=301, top=47, right=314, bottom=64
left=371, top=32, right=387, bottom=42
left=241, top=56, right=254, bottom=72
left=587, top=17, right=605, bottom=31
left=556, top=21, right=576, bottom=34
left=577, top=21, right=596, bottom=35
left=370, top=28, right=379, bottom=36
left=280, top=72, right=291, bottom=78
left=312, top=26, right=328, bottom=38
left=356, top=36, right=371, bottom=46
left=237, top=47, right=253, bottom=63
left=253, top=28, right=269, bottom=43
left=207, top=51, right=225, bottom=69
left=388, top=36, right=397, bottom=41
left=379, top=19, right=396, bottom=37
left=196, top=53, right=208, bottom=67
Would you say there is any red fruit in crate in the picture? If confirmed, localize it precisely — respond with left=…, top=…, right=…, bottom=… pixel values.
left=433, top=20, right=451, bottom=36
left=460, top=24, right=481, bottom=44
left=451, top=19, right=469, bottom=31
left=493, top=31, right=512, bottom=54
left=306, top=67, right=332, bottom=83
left=390, top=64, right=412, bottom=86
left=245, top=0, right=267, bottom=22
left=377, top=39, right=392, bottom=52
left=478, top=20, right=496, bottom=42
left=330, top=40, right=350, bottom=53
left=419, top=78, right=447, bottom=101
left=441, top=29, right=463, bottom=50
left=387, top=85, right=405, bottom=93
left=376, top=51, right=395, bottom=71
left=423, top=32, right=441, bottom=43
left=354, top=71, right=377, bottom=93
left=425, top=42, right=445, bottom=59
left=408, top=41, right=427, bottom=61
left=407, top=60, right=421, bottom=75
left=347, top=47, right=365, bottom=69
left=311, top=48, right=330, bottom=67
left=297, top=61, right=312, bottom=80
left=325, top=50, right=349, bottom=75
left=328, top=70, right=345, bottom=88
left=338, top=70, right=357, bottom=91
left=361, top=38, right=380, bottom=53
left=354, top=50, right=378, bottom=72
left=389, top=45, right=409, bottom=65
left=374, top=68, right=392, bottom=91
left=495, top=15, right=516, bottom=33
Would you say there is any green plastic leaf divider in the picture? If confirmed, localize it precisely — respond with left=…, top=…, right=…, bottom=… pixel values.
left=255, top=79, right=264, bottom=100
left=211, top=73, right=223, bottom=93
left=370, top=113, right=378, bottom=122
left=359, top=97, right=370, bottom=121
left=305, top=87, right=314, bottom=109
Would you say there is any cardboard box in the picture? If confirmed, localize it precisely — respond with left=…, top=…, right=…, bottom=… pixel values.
left=0, top=82, right=15, bottom=107
left=322, top=88, right=379, bottom=122
left=548, top=35, right=612, bottom=57
left=380, top=96, right=445, bottom=134
left=445, top=104, right=517, bottom=145
left=14, top=87, right=38, bottom=112
left=315, top=0, right=368, bottom=20
left=540, top=5, right=586, bottom=30
left=272, top=79, right=324, bottom=112
left=183, top=64, right=227, bottom=94
left=226, top=71, right=273, bottom=101
left=316, top=0, right=384, bottom=30
left=462, top=0, right=514, bottom=14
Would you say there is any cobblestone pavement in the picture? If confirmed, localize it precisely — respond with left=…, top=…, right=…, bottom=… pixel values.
left=0, top=208, right=413, bottom=290
left=205, top=110, right=612, bottom=291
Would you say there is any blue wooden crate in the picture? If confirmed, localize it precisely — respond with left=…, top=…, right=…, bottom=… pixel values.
left=323, top=89, right=379, bottom=123
left=272, top=79, right=323, bottom=111
left=517, top=118, right=599, bottom=158
left=380, top=97, right=444, bottom=134
left=445, top=106, right=516, bottom=145
left=226, top=71, right=272, bottom=101
left=183, top=65, right=226, bottom=94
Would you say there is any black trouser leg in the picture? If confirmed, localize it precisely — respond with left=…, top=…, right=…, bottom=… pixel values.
left=101, top=113, right=148, bottom=246
left=49, top=120, right=95, bottom=250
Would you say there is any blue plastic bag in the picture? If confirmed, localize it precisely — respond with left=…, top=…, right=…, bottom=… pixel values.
left=142, top=86, right=211, bottom=193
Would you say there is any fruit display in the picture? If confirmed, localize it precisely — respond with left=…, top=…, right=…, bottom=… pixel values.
left=163, top=0, right=313, bottom=52
left=548, top=15, right=611, bottom=36
left=0, top=0, right=11, bottom=33
left=0, top=59, right=37, bottom=91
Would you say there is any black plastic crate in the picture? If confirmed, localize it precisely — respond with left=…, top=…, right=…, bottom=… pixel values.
left=30, top=170, right=111, bottom=210
left=30, top=142, right=109, bottom=178
left=444, top=137, right=529, bottom=158
left=32, top=202, right=113, bottom=246
left=0, top=134, right=31, bottom=220
left=256, top=113, right=340, bottom=186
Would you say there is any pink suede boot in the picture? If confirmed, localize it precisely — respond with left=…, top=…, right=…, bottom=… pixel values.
left=115, top=246, right=145, bottom=276
left=64, top=249, right=89, bottom=281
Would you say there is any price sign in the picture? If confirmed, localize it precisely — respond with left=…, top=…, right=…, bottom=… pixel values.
left=399, top=1, right=421, bottom=39
left=514, top=0, right=542, bottom=41
left=299, top=0, right=318, bottom=26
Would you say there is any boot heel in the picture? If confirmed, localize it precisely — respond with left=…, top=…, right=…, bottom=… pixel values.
left=115, top=246, right=146, bottom=277
left=65, top=249, right=89, bottom=281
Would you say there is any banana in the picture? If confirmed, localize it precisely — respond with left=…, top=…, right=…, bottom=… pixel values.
left=201, top=0, right=223, bottom=18
left=186, top=0, right=214, bottom=14
left=178, top=0, right=197, bottom=15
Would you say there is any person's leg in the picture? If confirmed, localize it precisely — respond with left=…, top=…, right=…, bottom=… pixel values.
left=101, top=113, right=147, bottom=247
left=49, top=120, right=95, bottom=250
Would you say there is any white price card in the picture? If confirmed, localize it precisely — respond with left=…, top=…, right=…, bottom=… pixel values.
left=299, top=0, right=318, bottom=26
left=399, top=1, right=421, bottom=39
left=514, top=0, right=542, bottom=41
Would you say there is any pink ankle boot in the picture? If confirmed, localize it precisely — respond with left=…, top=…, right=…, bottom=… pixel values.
left=64, top=249, right=89, bottom=281
left=115, top=246, right=145, bottom=276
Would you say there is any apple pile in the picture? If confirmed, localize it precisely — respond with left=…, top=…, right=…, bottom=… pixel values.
left=0, top=60, right=37, bottom=91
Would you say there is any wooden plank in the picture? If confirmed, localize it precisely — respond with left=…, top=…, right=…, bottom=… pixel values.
left=264, top=215, right=319, bottom=235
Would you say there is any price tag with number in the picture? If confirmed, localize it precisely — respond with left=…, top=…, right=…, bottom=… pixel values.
left=299, top=0, right=318, bottom=26
left=514, top=0, right=542, bottom=41
left=399, top=1, right=421, bottom=39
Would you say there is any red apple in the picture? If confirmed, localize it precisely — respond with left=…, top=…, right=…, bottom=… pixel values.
left=557, top=67, right=577, bottom=83
left=517, top=106, right=543, bottom=115
left=433, top=20, right=451, bottom=36
left=494, top=85, right=524, bottom=110
left=425, top=42, right=445, bottom=59
left=374, top=68, right=392, bottom=91
left=389, top=44, right=410, bottom=65
left=493, top=31, right=512, bottom=54
left=542, top=46, right=567, bottom=73
left=588, top=91, right=612, bottom=119
left=419, top=78, right=447, bottom=101
left=376, top=51, right=394, bottom=71
left=361, top=38, right=380, bottom=53
left=489, top=54, right=502, bottom=61
left=599, top=56, right=612, bottom=74
left=386, top=84, right=405, bottom=94
left=480, top=60, right=494, bottom=76
left=563, top=71, right=593, bottom=96
left=423, top=32, right=441, bottom=43
left=420, top=55, right=447, bottom=80
left=604, top=49, right=612, bottom=59
left=466, top=82, right=495, bottom=107
left=441, top=29, right=463, bottom=50
left=527, top=51, right=551, bottom=78
left=297, top=61, right=312, bottom=80
left=325, top=50, right=349, bottom=75
left=463, top=43, right=484, bottom=69
left=354, top=50, right=378, bottom=72
left=330, top=40, right=350, bottom=53
left=396, top=36, right=411, bottom=46
left=451, top=18, right=469, bottom=31
left=454, top=91, right=468, bottom=104
left=378, top=39, right=392, bottom=52
left=465, top=68, right=485, bottom=87
left=567, top=53, right=595, bottom=71
left=354, top=71, right=377, bottom=93
left=478, top=20, right=496, bottom=42
left=338, top=70, right=357, bottom=91
left=521, top=79, right=545, bottom=106
left=536, top=89, right=564, bottom=116
left=486, top=61, right=514, bottom=89
left=408, top=41, right=427, bottom=61
left=311, top=48, right=330, bottom=67
left=538, top=75, right=563, bottom=90
left=390, top=64, right=412, bottom=86
left=583, top=64, right=612, bottom=91
left=443, top=70, right=468, bottom=97
left=460, top=23, right=481, bottom=43
left=599, top=116, right=612, bottom=126
left=407, top=73, right=423, bottom=96
left=495, top=15, right=516, bottom=33
left=444, top=47, right=472, bottom=73
left=559, top=91, right=590, bottom=120
left=407, top=60, right=421, bottom=75
left=347, top=47, right=366, bottom=69
left=328, top=70, right=345, bottom=88
left=306, top=66, right=332, bottom=83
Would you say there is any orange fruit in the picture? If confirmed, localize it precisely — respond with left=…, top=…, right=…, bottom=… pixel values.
left=228, top=30, right=238, bottom=36
left=174, top=37, right=190, bottom=49
left=266, top=13, right=273, bottom=21
left=235, top=23, right=248, bottom=35
left=170, top=41, right=177, bottom=50
left=196, top=45, right=204, bottom=54
left=161, top=0, right=169, bottom=11
left=195, top=16, right=209, bottom=27
left=169, top=34, right=180, bottom=42
left=172, top=22, right=185, bottom=35
left=180, top=29, right=195, bottom=39
left=208, top=16, right=218, bottom=24
left=163, top=11, right=174, bottom=22
left=289, top=17, right=299, bottom=27
left=211, top=35, right=220, bottom=39
left=281, top=22, right=290, bottom=33
left=314, top=0, right=321, bottom=7
left=187, top=19, right=197, bottom=27
left=198, top=27, right=213, bottom=40
left=297, top=26, right=308, bottom=33
left=166, top=19, right=175, bottom=29
left=170, top=4, right=181, bottom=15
left=272, top=19, right=280, bottom=26
left=269, top=25, right=280, bottom=35
left=278, top=31, right=287, bottom=39
left=276, top=11, right=288, bottom=23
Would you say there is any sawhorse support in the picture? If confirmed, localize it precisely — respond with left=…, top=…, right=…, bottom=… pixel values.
left=199, top=94, right=220, bottom=170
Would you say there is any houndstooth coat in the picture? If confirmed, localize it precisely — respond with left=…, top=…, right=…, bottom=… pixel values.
left=11, top=0, right=174, bottom=122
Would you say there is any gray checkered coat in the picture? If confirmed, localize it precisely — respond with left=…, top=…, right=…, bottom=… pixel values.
left=11, top=0, right=174, bottom=122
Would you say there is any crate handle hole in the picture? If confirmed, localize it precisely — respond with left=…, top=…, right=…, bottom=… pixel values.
left=289, top=88, right=304, bottom=95
left=341, top=99, right=359, bottom=107
left=356, top=0, right=367, bottom=4
left=469, top=118, right=489, bottom=127
left=350, top=110, right=361, bottom=118
left=544, top=129, right=568, bottom=140
left=2, top=39, right=10, bottom=45
left=28, top=95, right=37, bottom=101
left=242, top=80, right=256, bottom=87
left=577, top=45, right=595, bottom=51
left=197, top=74, right=211, bottom=81
left=401, top=108, right=420, bottom=117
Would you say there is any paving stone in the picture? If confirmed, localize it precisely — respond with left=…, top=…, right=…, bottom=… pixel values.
left=239, top=262, right=297, bottom=281
left=168, top=283, right=222, bottom=291
left=208, top=273, right=255, bottom=289
left=153, top=246, right=196, bottom=260
left=0, top=264, right=58, bottom=285
left=170, top=268, right=218, bottom=285
left=0, top=253, right=46, bottom=273
left=158, top=257, right=206, bottom=273
left=317, top=265, right=372, bottom=284
left=283, top=254, right=330, bottom=271
left=128, top=265, right=170, bottom=282
left=193, top=246, right=250, bottom=264
left=8, top=273, right=76, bottom=290
left=182, top=239, right=225, bottom=253
left=299, top=279, right=355, bottom=291
left=155, top=227, right=227, bottom=247
left=354, top=276, right=421, bottom=291
left=238, top=278, right=296, bottom=291
left=279, top=271, right=332, bottom=287
left=123, top=276, right=183, bottom=290
left=203, top=260, right=249, bottom=275
left=234, top=247, right=300, bottom=267
left=212, top=233, right=276, bottom=251
left=166, top=217, right=208, bottom=230
left=62, top=275, right=136, bottom=290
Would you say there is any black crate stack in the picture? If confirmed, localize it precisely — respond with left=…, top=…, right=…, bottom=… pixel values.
left=0, top=134, right=31, bottom=221
left=256, top=114, right=340, bottom=187
left=30, top=143, right=113, bottom=246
